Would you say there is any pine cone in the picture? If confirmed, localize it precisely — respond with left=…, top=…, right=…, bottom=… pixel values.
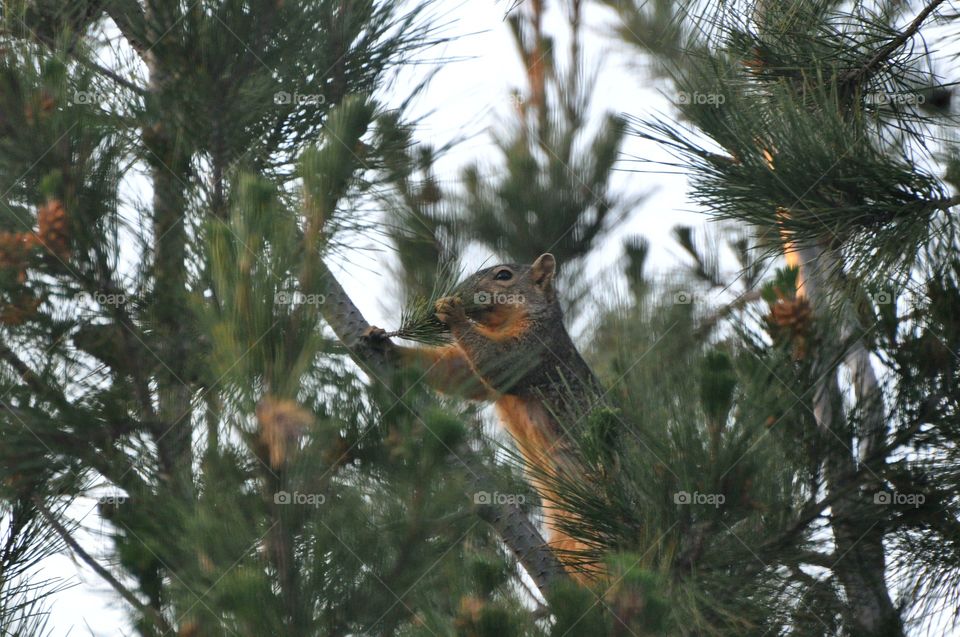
left=453, top=595, right=486, bottom=635
left=0, top=231, right=36, bottom=268
left=36, top=199, right=70, bottom=259
left=767, top=296, right=813, bottom=360
left=769, top=297, right=812, bottom=330
left=256, top=395, right=314, bottom=468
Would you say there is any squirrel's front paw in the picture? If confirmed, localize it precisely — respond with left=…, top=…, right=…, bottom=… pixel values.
left=434, top=296, right=467, bottom=326
left=361, top=326, right=395, bottom=354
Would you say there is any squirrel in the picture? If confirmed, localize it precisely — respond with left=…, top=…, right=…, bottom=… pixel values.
left=363, top=253, right=604, bottom=581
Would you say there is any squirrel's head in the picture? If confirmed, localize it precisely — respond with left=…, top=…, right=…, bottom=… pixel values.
left=458, top=253, right=558, bottom=322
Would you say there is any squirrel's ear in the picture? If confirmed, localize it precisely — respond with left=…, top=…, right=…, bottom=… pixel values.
left=530, top=253, right=556, bottom=295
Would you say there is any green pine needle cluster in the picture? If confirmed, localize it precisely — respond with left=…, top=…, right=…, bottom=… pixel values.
left=391, top=260, right=465, bottom=345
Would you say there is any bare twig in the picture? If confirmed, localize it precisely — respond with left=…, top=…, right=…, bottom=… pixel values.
left=841, top=0, right=947, bottom=86
left=0, top=344, right=46, bottom=395
left=34, top=498, right=175, bottom=635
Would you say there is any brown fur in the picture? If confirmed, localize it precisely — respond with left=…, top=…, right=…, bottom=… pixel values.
left=473, top=305, right=530, bottom=341
left=393, top=342, right=494, bottom=401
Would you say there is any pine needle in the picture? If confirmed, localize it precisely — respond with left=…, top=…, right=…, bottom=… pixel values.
left=389, top=260, right=466, bottom=345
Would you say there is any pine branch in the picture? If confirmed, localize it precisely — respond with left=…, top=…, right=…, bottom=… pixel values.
left=840, top=0, right=947, bottom=87
left=926, top=194, right=960, bottom=210
left=33, top=498, right=174, bottom=635
left=0, top=343, right=47, bottom=396
left=87, top=246, right=158, bottom=423
left=103, top=0, right=148, bottom=59
left=142, top=17, right=194, bottom=496
left=76, top=57, right=144, bottom=95
left=767, top=406, right=931, bottom=553
left=391, top=261, right=464, bottom=345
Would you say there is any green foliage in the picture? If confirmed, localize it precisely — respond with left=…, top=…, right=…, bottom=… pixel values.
left=380, top=0, right=645, bottom=324
left=700, top=349, right=736, bottom=425
left=628, top=0, right=956, bottom=289
left=299, top=94, right=377, bottom=240
left=459, top=107, right=633, bottom=266
left=0, top=1, right=523, bottom=634
left=391, top=259, right=464, bottom=345
left=547, top=578, right=607, bottom=635
left=590, top=1, right=960, bottom=634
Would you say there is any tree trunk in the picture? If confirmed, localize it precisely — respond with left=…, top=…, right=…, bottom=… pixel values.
left=145, top=9, right=193, bottom=499
left=795, top=243, right=902, bottom=637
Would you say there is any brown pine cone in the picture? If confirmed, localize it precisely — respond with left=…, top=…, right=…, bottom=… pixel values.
left=36, top=199, right=70, bottom=259
left=767, top=296, right=813, bottom=360
left=0, top=231, right=34, bottom=269
left=769, top=297, right=812, bottom=331
left=255, top=395, right=314, bottom=469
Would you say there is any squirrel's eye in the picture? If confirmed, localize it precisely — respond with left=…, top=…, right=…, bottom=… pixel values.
left=494, top=269, right=513, bottom=281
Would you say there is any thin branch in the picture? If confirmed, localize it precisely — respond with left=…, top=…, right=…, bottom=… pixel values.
left=759, top=407, right=929, bottom=555
left=924, top=194, right=960, bottom=211
left=0, top=344, right=47, bottom=396
left=796, top=550, right=837, bottom=569
left=841, top=0, right=947, bottom=86
left=76, top=57, right=145, bottom=95
left=33, top=498, right=175, bottom=635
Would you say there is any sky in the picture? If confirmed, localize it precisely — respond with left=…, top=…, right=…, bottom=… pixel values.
left=28, top=0, right=957, bottom=635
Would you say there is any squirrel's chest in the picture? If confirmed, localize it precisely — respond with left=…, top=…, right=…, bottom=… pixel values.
left=494, top=394, right=560, bottom=460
